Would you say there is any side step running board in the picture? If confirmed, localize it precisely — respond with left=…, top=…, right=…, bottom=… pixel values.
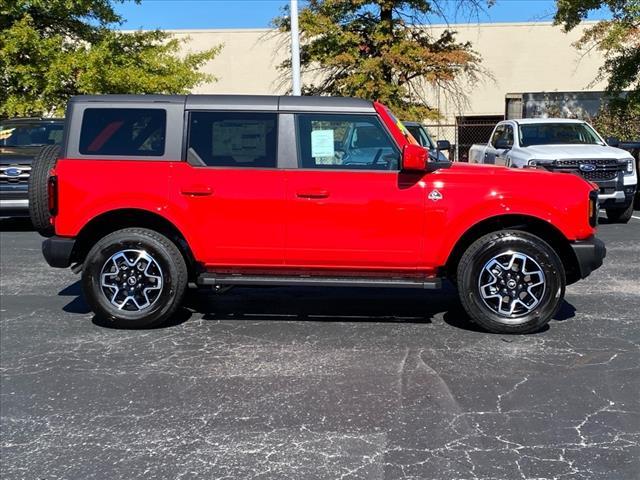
left=197, top=273, right=441, bottom=290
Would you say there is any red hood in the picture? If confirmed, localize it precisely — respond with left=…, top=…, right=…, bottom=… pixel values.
left=444, top=161, right=593, bottom=188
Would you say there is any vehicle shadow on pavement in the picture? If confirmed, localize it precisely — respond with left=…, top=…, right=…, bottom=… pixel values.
left=190, top=284, right=461, bottom=326
left=58, top=281, right=577, bottom=333
left=0, top=217, right=34, bottom=232
left=91, top=308, right=194, bottom=330
left=59, top=281, right=90, bottom=314
left=553, top=300, right=576, bottom=321
left=442, top=299, right=575, bottom=335
left=58, top=280, right=194, bottom=329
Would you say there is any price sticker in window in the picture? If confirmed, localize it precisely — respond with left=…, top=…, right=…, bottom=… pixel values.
left=311, top=129, right=335, bottom=158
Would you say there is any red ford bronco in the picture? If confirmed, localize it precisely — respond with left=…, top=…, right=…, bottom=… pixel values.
left=32, top=95, right=605, bottom=333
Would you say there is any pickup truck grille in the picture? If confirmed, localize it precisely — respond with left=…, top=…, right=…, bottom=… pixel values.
left=0, top=164, right=31, bottom=184
left=547, top=159, right=623, bottom=182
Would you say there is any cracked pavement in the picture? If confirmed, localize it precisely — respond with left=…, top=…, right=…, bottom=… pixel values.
left=1, top=216, right=639, bottom=479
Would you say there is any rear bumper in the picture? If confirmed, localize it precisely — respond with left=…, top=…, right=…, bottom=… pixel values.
left=42, top=236, right=76, bottom=268
left=570, top=236, right=606, bottom=280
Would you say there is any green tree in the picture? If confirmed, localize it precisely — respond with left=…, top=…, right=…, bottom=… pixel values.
left=590, top=102, right=640, bottom=140
left=0, top=0, right=221, bottom=117
left=273, top=0, right=483, bottom=120
left=554, top=0, right=640, bottom=108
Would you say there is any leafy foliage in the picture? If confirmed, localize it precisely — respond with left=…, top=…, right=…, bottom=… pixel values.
left=590, top=101, right=640, bottom=140
left=554, top=0, right=640, bottom=108
left=273, top=0, right=483, bottom=120
left=0, top=1, right=221, bottom=117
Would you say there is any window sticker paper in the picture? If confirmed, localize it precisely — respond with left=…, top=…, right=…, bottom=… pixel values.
left=311, top=129, right=335, bottom=158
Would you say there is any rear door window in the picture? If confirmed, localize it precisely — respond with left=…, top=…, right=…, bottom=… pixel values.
left=79, top=108, right=166, bottom=156
left=187, top=112, right=277, bottom=168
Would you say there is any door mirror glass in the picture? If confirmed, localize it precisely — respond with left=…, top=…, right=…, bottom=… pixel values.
left=436, top=140, right=450, bottom=151
left=402, top=144, right=427, bottom=171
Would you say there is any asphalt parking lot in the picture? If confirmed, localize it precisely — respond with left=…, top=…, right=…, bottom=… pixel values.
left=1, top=215, right=639, bottom=480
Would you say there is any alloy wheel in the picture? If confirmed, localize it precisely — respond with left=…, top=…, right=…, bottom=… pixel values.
left=477, top=250, right=546, bottom=322
left=100, top=249, right=164, bottom=311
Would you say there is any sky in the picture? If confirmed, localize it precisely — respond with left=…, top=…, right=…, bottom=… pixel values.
left=114, top=0, right=612, bottom=30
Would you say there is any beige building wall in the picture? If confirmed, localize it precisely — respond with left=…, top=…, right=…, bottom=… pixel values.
left=172, top=22, right=605, bottom=121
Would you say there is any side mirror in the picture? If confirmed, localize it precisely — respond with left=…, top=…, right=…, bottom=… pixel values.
left=495, top=138, right=512, bottom=150
left=606, top=136, right=620, bottom=147
left=436, top=140, right=451, bottom=151
left=402, top=144, right=427, bottom=171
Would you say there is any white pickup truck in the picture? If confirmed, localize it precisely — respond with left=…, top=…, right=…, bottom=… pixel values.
left=469, top=119, right=637, bottom=223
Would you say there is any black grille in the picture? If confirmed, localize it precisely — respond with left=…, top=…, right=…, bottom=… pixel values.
left=583, top=169, right=619, bottom=181
left=545, top=159, right=623, bottom=182
left=0, top=164, right=31, bottom=184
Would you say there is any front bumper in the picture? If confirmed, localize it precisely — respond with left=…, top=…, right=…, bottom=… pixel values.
left=570, top=236, right=606, bottom=280
left=42, top=236, right=76, bottom=268
left=0, top=198, right=29, bottom=217
left=0, top=186, right=29, bottom=217
left=598, top=186, right=636, bottom=209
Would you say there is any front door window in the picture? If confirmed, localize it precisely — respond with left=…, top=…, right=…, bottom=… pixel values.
left=296, top=114, right=400, bottom=170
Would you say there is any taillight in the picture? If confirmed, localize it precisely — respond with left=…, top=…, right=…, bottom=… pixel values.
left=48, top=176, right=58, bottom=215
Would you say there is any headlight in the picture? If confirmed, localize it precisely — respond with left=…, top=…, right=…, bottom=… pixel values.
left=625, top=158, right=635, bottom=175
left=528, top=159, right=553, bottom=168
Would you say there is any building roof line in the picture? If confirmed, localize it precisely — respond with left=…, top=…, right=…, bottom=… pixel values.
left=119, top=20, right=601, bottom=35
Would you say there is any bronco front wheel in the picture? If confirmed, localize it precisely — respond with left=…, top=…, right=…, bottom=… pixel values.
left=82, top=228, right=187, bottom=328
left=456, top=230, right=566, bottom=334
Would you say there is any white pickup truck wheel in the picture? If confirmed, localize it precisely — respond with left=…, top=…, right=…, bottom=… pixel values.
left=606, top=202, right=634, bottom=224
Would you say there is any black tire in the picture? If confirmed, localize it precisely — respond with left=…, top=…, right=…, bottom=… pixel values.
left=456, top=230, right=566, bottom=334
left=82, top=228, right=188, bottom=329
left=606, top=201, right=634, bottom=224
left=28, top=144, right=61, bottom=237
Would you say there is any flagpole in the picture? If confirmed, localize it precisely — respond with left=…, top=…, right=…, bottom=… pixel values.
left=290, top=0, right=301, bottom=95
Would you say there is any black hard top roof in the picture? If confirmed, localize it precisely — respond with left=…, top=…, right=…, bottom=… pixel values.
left=69, top=94, right=376, bottom=113
left=402, top=121, right=422, bottom=127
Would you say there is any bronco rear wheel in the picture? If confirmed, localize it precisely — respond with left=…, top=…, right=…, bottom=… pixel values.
left=456, top=230, right=565, bottom=334
left=28, top=145, right=60, bottom=237
left=82, top=228, right=188, bottom=328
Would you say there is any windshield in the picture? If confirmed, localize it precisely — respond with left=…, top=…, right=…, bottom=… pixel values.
left=519, top=123, right=602, bottom=147
left=405, top=125, right=435, bottom=150
left=0, top=122, right=64, bottom=147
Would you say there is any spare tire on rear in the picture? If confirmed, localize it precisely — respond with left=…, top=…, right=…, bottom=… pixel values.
left=29, top=145, right=61, bottom=237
